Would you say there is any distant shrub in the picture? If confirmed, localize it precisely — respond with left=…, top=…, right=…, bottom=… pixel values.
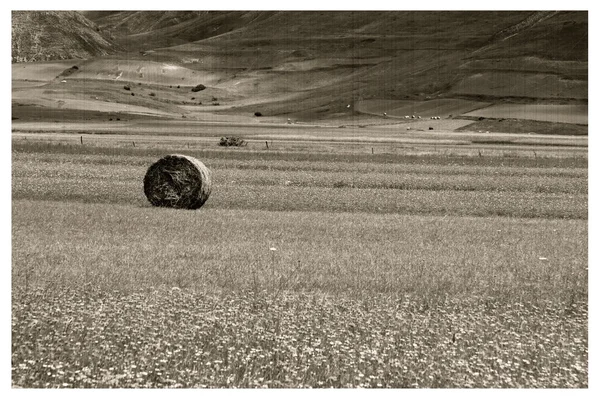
left=177, top=85, right=181, bottom=89
left=191, top=84, right=206, bottom=92
left=123, top=85, right=131, bottom=91
left=254, top=112, right=262, bottom=117
left=131, top=93, right=135, bottom=96
left=291, top=49, right=310, bottom=58
left=213, top=102, right=220, bottom=106
left=56, top=65, right=79, bottom=79
left=149, top=92, right=156, bottom=97
left=211, top=97, right=218, bottom=102
left=219, top=137, right=247, bottom=147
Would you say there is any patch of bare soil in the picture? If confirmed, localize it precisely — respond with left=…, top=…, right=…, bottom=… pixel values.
left=456, top=118, right=587, bottom=136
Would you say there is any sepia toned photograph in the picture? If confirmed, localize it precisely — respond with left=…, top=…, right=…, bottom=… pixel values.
left=11, top=9, right=588, bottom=388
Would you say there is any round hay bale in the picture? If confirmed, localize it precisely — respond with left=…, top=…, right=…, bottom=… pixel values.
left=143, top=154, right=212, bottom=210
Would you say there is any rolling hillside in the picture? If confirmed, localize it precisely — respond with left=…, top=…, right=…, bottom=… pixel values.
left=13, top=11, right=587, bottom=128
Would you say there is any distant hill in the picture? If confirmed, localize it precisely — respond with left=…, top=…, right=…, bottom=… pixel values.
left=12, top=11, right=119, bottom=62
left=83, top=11, right=276, bottom=51
left=123, top=11, right=585, bottom=117
left=13, top=11, right=587, bottom=124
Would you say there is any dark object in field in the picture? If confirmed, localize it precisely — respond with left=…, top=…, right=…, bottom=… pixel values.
left=219, top=137, right=247, bottom=147
left=124, top=85, right=131, bottom=91
left=429, top=127, right=433, bottom=130
left=254, top=112, right=262, bottom=117
left=191, top=84, right=206, bottom=92
left=57, top=65, right=79, bottom=78
left=177, top=85, right=181, bottom=89
left=149, top=92, right=156, bottom=97
left=478, top=116, right=485, bottom=121
left=144, top=154, right=212, bottom=210
left=191, top=97, right=195, bottom=100
left=131, top=93, right=135, bottom=96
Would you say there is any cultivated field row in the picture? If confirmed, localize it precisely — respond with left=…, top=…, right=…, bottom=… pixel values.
left=464, top=104, right=588, bottom=125
left=12, top=131, right=588, bottom=161
left=12, top=145, right=587, bottom=219
left=13, top=148, right=588, bottom=177
left=13, top=200, right=587, bottom=301
left=12, top=157, right=588, bottom=194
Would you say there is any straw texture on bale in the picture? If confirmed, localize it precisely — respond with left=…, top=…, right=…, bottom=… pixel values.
left=143, top=154, right=212, bottom=209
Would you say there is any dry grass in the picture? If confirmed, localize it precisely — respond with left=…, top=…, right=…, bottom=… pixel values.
left=12, top=287, right=587, bottom=388
left=11, top=138, right=588, bottom=388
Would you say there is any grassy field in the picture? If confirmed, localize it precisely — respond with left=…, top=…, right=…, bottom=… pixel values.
left=11, top=133, right=588, bottom=388
left=355, top=99, right=491, bottom=120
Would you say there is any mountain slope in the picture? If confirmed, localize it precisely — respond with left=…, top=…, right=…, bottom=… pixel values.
left=13, top=11, right=587, bottom=125
left=141, top=11, right=587, bottom=117
left=12, top=11, right=119, bottom=62
left=84, top=11, right=276, bottom=51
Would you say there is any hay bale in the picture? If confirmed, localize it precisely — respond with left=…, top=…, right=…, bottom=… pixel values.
left=143, top=154, right=212, bottom=210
